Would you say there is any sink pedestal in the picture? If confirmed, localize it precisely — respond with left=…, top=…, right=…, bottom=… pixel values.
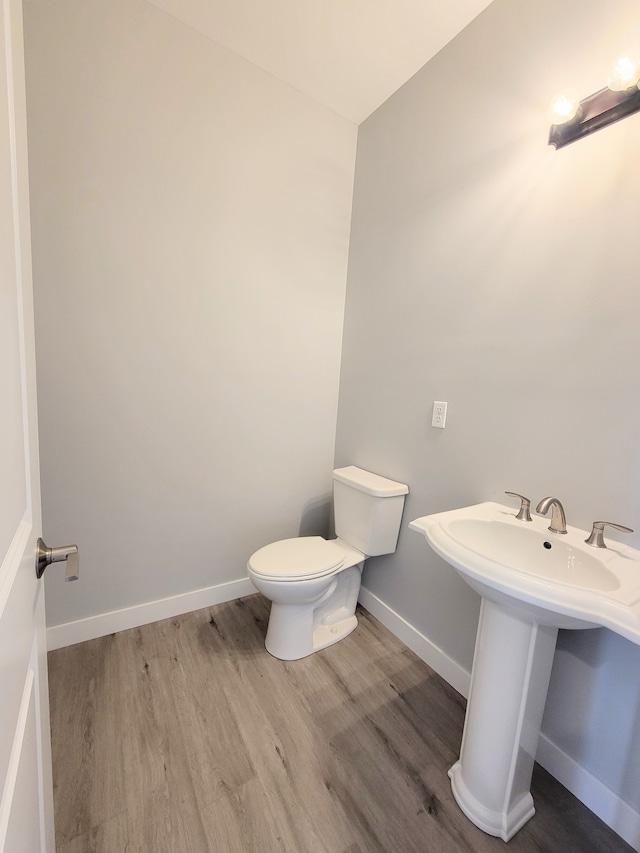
left=450, top=598, right=558, bottom=841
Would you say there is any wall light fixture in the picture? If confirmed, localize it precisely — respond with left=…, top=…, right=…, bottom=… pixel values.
left=549, top=51, right=640, bottom=149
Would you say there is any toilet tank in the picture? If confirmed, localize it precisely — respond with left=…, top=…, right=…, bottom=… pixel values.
left=332, top=466, right=409, bottom=557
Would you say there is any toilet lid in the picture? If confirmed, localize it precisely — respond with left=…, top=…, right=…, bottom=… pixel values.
left=248, top=536, right=344, bottom=581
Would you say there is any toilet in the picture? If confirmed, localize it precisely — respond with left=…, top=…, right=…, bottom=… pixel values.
left=247, top=466, right=409, bottom=660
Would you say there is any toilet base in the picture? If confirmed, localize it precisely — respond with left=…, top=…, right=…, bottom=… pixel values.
left=312, top=614, right=358, bottom=655
left=265, top=606, right=359, bottom=661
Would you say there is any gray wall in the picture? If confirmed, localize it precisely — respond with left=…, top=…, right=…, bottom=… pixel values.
left=24, top=0, right=356, bottom=626
left=336, top=0, right=640, bottom=815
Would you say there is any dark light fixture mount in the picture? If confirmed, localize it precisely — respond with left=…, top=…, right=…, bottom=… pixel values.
left=549, top=85, right=640, bottom=149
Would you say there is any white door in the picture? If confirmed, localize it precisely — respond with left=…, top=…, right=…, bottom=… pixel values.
left=0, top=0, right=55, bottom=850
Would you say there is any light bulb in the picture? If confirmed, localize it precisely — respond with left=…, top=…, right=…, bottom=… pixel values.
left=548, top=90, right=580, bottom=125
left=608, top=52, right=640, bottom=91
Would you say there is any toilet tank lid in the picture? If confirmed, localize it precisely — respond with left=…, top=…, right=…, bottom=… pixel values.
left=332, top=466, right=409, bottom=497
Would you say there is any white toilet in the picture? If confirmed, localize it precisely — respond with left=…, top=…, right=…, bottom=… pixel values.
left=247, top=466, right=409, bottom=660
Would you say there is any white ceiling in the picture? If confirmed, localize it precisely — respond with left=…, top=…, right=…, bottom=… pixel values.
left=146, top=0, right=494, bottom=124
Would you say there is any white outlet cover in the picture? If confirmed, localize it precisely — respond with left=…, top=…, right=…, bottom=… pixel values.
left=432, top=401, right=447, bottom=428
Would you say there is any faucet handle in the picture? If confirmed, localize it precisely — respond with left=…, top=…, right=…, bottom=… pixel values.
left=585, top=521, right=633, bottom=549
left=504, top=492, right=532, bottom=522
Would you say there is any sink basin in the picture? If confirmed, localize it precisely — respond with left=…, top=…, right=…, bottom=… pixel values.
left=447, top=518, right=619, bottom=590
left=410, top=501, right=640, bottom=841
left=410, top=502, right=640, bottom=640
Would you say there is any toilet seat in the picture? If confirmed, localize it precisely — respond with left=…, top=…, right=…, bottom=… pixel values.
left=248, top=536, right=344, bottom=582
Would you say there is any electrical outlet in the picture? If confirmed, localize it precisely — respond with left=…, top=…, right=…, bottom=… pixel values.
left=432, top=401, right=448, bottom=429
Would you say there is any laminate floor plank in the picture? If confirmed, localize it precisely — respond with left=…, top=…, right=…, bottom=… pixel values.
left=200, top=605, right=363, bottom=852
left=115, top=626, right=215, bottom=853
left=49, top=595, right=634, bottom=853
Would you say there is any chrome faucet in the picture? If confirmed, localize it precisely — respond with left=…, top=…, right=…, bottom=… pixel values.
left=585, top=521, right=633, bottom=548
left=504, top=492, right=532, bottom=522
left=536, top=496, right=567, bottom=534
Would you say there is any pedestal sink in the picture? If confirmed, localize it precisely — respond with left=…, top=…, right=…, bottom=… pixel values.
left=410, top=502, right=640, bottom=841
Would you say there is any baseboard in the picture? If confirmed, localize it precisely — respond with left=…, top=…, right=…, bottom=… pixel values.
left=357, top=585, right=471, bottom=698
left=46, top=577, right=256, bottom=651
left=358, top=584, right=640, bottom=852
left=536, top=734, right=640, bottom=851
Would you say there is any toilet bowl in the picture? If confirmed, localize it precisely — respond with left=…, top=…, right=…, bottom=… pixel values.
left=248, top=466, right=408, bottom=660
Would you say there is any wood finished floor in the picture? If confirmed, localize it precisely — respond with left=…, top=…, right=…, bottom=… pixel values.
left=48, top=595, right=634, bottom=853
